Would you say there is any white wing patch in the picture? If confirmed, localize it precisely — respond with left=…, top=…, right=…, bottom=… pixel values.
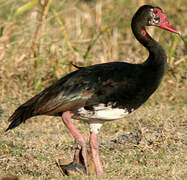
left=77, top=103, right=131, bottom=121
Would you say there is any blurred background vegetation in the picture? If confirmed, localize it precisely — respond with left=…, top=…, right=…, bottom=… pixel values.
left=0, top=0, right=186, bottom=179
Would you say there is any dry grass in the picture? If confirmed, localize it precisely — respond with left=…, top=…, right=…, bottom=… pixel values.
left=0, top=0, right=186, bottom=179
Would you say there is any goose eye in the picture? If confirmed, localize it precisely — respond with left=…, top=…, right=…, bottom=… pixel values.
left=155, top=16, right=160, bottom=21
left=154, top=10, right=158, bottom=14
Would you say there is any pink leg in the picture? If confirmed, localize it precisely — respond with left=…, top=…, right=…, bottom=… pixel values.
left=62, top=111, right=89, bottom=174
left=89, top=132, right=104, bottom=176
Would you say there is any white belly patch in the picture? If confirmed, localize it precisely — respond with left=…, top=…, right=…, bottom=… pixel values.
left=76, top=103, right=131, bottom=121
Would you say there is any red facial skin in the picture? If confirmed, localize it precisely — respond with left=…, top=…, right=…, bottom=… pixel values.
left=141, top=29, right=147, bottom=36
left=153, top=8, right=180, bottom=34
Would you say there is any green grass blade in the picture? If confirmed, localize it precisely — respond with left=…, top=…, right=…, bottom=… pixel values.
left=0, top=26, right=4, bottom=37
left=83, top=27, right=108, bottom=59
left=14, top=0, right=40, bottom=18
left=168, top=35, right=180, bottom=62
left=180, top=34, right=187, bottom=50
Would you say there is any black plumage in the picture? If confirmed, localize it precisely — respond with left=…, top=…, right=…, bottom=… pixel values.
left=6, top=59, right=166, bottom=131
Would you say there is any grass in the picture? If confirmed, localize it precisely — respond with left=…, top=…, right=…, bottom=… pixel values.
left=0, top=0, right=187, bottom=179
